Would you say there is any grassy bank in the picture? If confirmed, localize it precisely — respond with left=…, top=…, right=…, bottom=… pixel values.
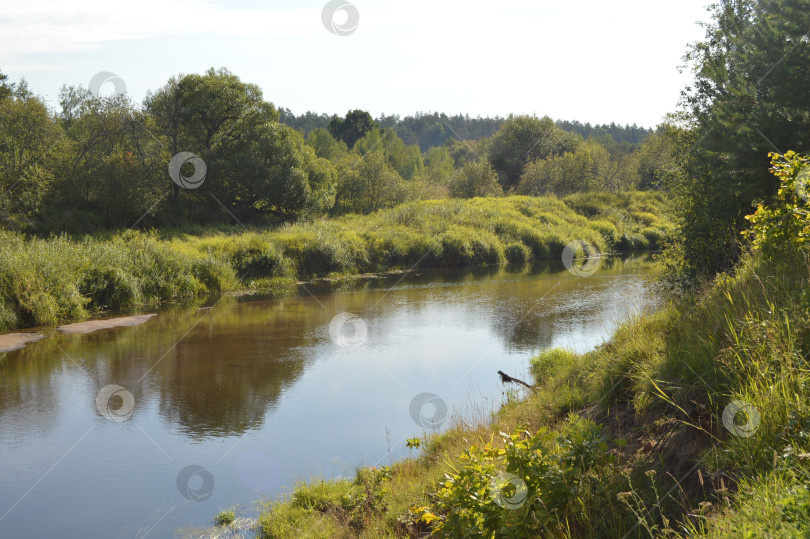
left=237, top=245, right=809, bottom=537
left=0, top=191, right=671, bottom=332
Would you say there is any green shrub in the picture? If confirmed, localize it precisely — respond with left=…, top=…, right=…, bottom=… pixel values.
left=431, top=418, right=615, bottom=537
left=231, top=239, right=290, bottom=279
left=640, top=227, right=667, bottom=250
left=589, top=220, right=619, bottom=243
left=191, top=258, right=237, bottom=293
left=79, top=267, right=141, bottom=309
left=0, top=193, right=672, bottom=331
left=616, top=233, right=646, bottom=251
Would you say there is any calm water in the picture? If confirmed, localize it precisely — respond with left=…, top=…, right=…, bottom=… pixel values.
left=0, top=256, right=659, bottom=538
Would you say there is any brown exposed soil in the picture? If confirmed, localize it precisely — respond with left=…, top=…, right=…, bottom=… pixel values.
left=0, top=332, right=46, bottom=353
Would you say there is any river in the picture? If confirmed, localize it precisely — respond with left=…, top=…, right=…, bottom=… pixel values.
left=0, top=255, right=659, bottom=537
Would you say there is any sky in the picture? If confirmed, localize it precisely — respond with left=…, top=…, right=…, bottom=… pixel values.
left=0, top=0, right=713, bottom=127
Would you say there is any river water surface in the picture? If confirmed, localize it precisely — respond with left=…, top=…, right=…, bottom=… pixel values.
left=0, top=256, right=659, bottom=537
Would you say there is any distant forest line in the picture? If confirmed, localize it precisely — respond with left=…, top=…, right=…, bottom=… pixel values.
left=278, top=108, right=653, bottom=150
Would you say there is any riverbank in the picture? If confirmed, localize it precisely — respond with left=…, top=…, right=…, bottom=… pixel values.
left=241, top=246, right=809, bottom=537
left=0, top=192, right=671, bottom=332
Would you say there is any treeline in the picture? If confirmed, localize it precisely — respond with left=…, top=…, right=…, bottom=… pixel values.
left=0, top=70, right=670, bottom=234
left=279, top=108, right=653, bottom=150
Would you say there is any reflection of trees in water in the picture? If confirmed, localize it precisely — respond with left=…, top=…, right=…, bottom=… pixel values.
left=0, top=254, right=655, bottom=440
left=358, top=254, right=656, bottom=352
left=0, top=299, right=322, bottom=440
left=140, top=300, right=322, bottom=439
left=0, top=344, right=61, bottom=438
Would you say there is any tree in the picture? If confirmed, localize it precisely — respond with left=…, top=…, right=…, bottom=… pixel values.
left=636, top=125, right=687, bottom=190
left=424, top=146, right=455, bottom=184
left=517, top=140, right=640, bottom=196
left=306, top=128, right=348, bottom=162
left=145, top=68, right=278, bottom=206
left=672, top=0, right=810, bottom=276
left=209, top=121, right=336, bottom=219
left=485, top=115, right=581, bottom=191
left=448, top=158, right=502, bottom=198
left=0, top=69, right=13, bottom=102
left=0, top=91, right=62, bottom=229
left=45, top=88, right=167, bottom=231
left=328, top=109, right=377, bottom=149
left=332, top=150, right=406, bottom=214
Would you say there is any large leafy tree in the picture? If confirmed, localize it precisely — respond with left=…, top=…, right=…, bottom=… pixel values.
left=672, top=0, right=810, bottom=276
left=146, top=68, right=334, bottom=220
left=211, top=121, right=336, bottom=219
left=331, top=150, right=406, bottom=214
left=0, top=85, right=62, bottom=229
left=145, top=68, right=277, bottom=203
left=45, top=87, right=167, bottom=231
left=485, top=115, right=581, bottom=191
left=328, top=109, right=376, bottom=148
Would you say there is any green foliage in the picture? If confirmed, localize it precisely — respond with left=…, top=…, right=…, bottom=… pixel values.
left=0, top=69, right=12, bottom=101
left=635, top=125, right=683, bottom=190
left=431, top=419, right=616, bottom=537
left=332, top=150, right=408, bottom=214
left=328, top=109, right=377, bottom=148
left=306, top=127, right=348, bottom=162
left=503, top=242, right=531, bottom=267
left=692, top=471, right=810, bottom=537
left=485, top=115, right=581, bottom=190
left=744, top=151, right=810, bottom=255
left=518, top=140, right=641, bottom=196
left=406, top=437, right=422, bottom=449
left=0, top=92, right=63, bottom=230
left=423, top=146, right=455, bottom=184
left=447, top=158, right=502, bottom=198
left=259, top=467, right=392, bottom=537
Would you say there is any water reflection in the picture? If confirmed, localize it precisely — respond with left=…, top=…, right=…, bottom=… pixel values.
left=0, top=255, right=657, bottom=442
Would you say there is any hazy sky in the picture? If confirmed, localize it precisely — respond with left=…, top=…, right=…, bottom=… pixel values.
left=0, top=0, right=713, bottom=127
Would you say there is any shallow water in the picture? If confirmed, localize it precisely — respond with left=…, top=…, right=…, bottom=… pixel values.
left=0, top=256, right=659, bottom=537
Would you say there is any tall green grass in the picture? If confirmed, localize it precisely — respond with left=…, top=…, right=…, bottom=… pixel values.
left=0, top=192, right=672, bottom=331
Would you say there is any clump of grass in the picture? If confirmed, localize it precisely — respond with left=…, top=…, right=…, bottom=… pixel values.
left=503, top=242, right=531, bottom=267
left=213, top=510, right=236, bottom=526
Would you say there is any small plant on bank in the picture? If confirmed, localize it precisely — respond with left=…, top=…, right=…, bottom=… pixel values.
left=406, top=437, right=422, bottom=450
left=214, top=509, right=235, bottom=526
